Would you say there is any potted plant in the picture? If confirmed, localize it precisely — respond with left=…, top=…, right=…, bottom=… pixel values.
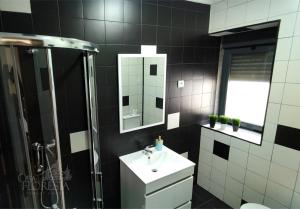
left=209, top=115, right=218, bottom=128
left=219, top=115, right=229, bottom=130
left=232, top=118, right=241, bottom=132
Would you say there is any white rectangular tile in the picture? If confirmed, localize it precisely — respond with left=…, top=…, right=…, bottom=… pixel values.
left=274, top=38, right=292, bottom=61
left=279, top=105, right=300, bottom=129
left=243, top=186, right=264, bottom=203
left=210, top=10, right=227, bottom=31
left=199, top=148, right=213, bottom=165
left=230, top=137, right=250, bottom=152
left=282, top=84, right=300, bottom=106
left=228, top=0, right=246, bottom=7
left=266, top=180, right=294, bottom=207
left=212, top=155, right=228, bottom=173
left=295, top=174, right=300, bottom=193
left=291, top=192, right=300, bottom=209
left=270, top=13, right=297, bottom=38
left=229, top=147, right=248, bottom=168
left=264, top=196, right=289, bottom=209
left=286, top=60, right=300, bottom=83
left=70, top=130, right=89, bottom=153
left=197, top=173, right=211, bottom=191
left=214, top=132, right=231, bottom=145
left=228, top=162, right=246, bottom=183
left=198, top=161, right=212, bottom=178
left=290, top=36, right=300, bottom=60
left=210, top=181, right=225, bottom=200
left=246, top=0, right=270, bottom=22
left=269, top=0, right=299, bottom=17
left=272, top=144, right=300, bottom=171
left=262, top=122, right=277, bottom=143
left=201, top=127, right=215, bottom=139
left=271, top=61, right=288, bottom=83
left=211, top=167, right=226, bottom=186
left=0, top=0, right=31, bottom=13
left=211, top=0, right=228, bottom=13
left=245, top=170, right=267, bottom=194
left=294, top=12, right=300, bottom=36
left=269, top=163, right=298, bottom=189
left=265, top=103, right=281, bottom=124
left=225, top=176, right=243, bottom=196
left=249, top=140, right=274, bottom=161
left=268, top=82, right=284, bottom=103
left=167, top=112, right=180, bottom=130
left=247, top=154, right=270, bottom=178
left=226, top=4, right=246, bottom=27
left=224, top=190, right=242, bottom=209
left=200, top=135, right=214, bottom=153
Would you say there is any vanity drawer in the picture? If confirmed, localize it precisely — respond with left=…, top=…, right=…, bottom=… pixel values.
left=144, top=176, right=193, bottom=209
left=176, top=201, right=191, bottom=209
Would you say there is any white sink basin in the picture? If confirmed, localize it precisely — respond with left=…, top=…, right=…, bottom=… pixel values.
left=120, top=145, right=195, bottom=193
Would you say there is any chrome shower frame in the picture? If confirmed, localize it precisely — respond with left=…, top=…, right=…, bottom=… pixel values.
left=0, top=32, right=102, bottom=209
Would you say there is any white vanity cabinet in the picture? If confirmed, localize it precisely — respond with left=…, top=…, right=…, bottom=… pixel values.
left=120, top=146, right=195, bottom=209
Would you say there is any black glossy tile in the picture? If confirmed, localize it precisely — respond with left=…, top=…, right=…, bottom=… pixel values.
left=142, top=3, right=157, bottom=25
left=158, top=5, right=171, bottom=26
left=95, top=45, right=122, bottom=66
left=181, top=80, right=192, bottom=96
left=196, top=12, right=209, bottom=31
left=185, top=11, right=196, bottom=29
left=213, top=140, right=230, bottom=160
left=157, top=26, right=170, bottom=46
left=31, top=0, right=59, bottom=15
left=124, top=0, right=141, bottom=24
left=192, top=185, right=215, bottom=208
left=171, top=28, right=184, bottom=46
left=124, top=23, right=141, bottom=44
left=32, top=14, right=60, bottom=36
left=83, top=0, right=105, bottom=20
left=172, top=8, right=185, bottom=28
left=59, top=0, right=83, bottom=18
left=142, top=25, right=156, bottom=45
left=105, top=0, right=124, bottom=22
left=105, top=21, right=124, bottom=44
left=168, top=81, right=181, bottom=98
left=1, top=12, right=33, bottom=34
left=150, top=64, right=157, bottom=75
left=123, top=96, right=129, bottom=106
left=167, top=97, right=180, bottom=114
left=275, top=125, right=300, bottom=151
left=192, top=79, right=203, bottom=94
left=156, top=97, right=163, bottom=109
left=183, top=47, right=195, bottom=63
left=84, top=19, right=105, bottom=44
left=60, top=17, right=84, bottom=39
left=169, top=47, right=183, bottom=64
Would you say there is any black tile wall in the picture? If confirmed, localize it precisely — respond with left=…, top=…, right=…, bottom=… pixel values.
left=275, top=125, right=300, bottom=151
left=0, top=0, right=220, bottom=208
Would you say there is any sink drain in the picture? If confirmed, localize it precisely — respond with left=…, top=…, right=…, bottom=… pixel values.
left=152, top=169, right=158, bottom=172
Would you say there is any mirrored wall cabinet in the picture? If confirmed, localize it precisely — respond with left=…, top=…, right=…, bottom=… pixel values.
left=118, top=46, right=167, bottom=133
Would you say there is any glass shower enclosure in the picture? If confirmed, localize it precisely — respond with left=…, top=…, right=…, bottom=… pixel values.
left=0, top=33, right=103, bottom=209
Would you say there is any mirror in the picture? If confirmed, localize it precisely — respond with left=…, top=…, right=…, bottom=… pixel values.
left=118, top=54, right=167, bottom=133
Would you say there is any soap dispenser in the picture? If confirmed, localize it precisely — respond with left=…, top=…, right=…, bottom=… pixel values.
left=155, top=136, right=163, bottom=151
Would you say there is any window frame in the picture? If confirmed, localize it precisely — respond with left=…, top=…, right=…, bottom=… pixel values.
left=218, top=44, right=276, bottom=133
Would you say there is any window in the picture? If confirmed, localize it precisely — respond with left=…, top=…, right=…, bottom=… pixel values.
left=219, top=45, right=275, bottom=132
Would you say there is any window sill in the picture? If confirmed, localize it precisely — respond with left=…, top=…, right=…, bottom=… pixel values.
left=202, top=123, right=262, bottom=145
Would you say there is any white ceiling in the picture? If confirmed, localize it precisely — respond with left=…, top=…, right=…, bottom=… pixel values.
left=186, top=0, right=223, bottom=5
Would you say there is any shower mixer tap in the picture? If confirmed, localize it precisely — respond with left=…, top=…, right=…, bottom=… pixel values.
left=32, top=142, right=44, bottom=173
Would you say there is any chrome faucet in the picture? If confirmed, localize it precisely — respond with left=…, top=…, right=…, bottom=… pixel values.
left=143, top=145, right=154, bottom=157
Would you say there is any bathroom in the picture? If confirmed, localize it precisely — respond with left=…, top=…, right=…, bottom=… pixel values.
left=0, top=0, right=299, bottom=209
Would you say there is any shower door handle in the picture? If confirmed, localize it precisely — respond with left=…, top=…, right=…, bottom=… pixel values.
left=32, top=142, right=44, bottom=173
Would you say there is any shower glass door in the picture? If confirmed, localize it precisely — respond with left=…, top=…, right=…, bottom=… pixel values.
left=0, top=46, right=64, bottom=209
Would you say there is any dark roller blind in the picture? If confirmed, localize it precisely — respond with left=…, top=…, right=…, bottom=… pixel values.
left=229, top=51, right=274, bottom=81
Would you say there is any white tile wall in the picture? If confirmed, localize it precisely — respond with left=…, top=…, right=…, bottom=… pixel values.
left=269, top=163, right=298, bottom=189
left=200, top=1, right=300, bottom=207
left=286, top=60, right=300, bottom=83
left=266, top=180, right=294, bottom=207
left=271, top=61, right=288, bottom=83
